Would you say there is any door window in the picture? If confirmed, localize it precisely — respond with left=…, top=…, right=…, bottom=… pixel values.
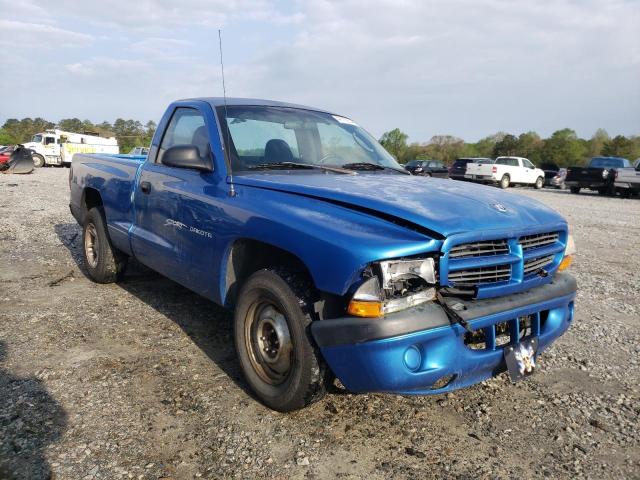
left=160, top=108, right=208, bottom=160
left=522, top=159, right=534, bottom=169
left=45, top=137, right=55, bottom=145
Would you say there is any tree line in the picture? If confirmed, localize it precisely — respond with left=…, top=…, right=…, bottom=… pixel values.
left=0, top=118, right=157, bottom=153
left=379, top=128, right=640, bottom=167
left=2, top=116, right=638, bottom=167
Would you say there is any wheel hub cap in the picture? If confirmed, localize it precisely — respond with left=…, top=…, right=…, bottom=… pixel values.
left=245, top=302, right=293, bottom=385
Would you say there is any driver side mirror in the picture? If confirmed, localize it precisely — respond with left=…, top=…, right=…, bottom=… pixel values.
left=162, top=145, right=213, bottom=172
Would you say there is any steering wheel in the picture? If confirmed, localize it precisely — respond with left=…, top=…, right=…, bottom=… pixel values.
left=317, top=153, right=342, bottom=165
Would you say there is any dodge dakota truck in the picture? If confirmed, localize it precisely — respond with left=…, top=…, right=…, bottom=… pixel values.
left=69, top=98, right=577, bottom=411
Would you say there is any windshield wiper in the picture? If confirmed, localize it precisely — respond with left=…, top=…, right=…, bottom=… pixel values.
left=342, top=162, right=410, bottom=174
left=248, top=162, right=354, bottom=174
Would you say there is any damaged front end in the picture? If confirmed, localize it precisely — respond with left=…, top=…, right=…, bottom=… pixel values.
left=310, top=229, right=578, bottom=394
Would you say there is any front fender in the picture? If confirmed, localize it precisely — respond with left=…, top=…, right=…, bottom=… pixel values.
left=220, top=185, right=441, bottom=298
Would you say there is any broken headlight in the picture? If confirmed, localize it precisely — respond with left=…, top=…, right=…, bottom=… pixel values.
left=348, top=258, right=437, bottom=318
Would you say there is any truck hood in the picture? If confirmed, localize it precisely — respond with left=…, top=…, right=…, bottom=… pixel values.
left=232, top=173, right=565, bottom=238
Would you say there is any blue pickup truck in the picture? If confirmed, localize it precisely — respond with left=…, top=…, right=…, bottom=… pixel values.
left=69, top=98, right=577, bottom=411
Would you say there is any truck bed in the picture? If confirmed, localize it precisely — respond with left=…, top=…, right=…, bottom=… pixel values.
left=70, top=153, right=145, bottom=255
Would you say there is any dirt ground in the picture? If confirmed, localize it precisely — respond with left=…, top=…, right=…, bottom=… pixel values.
left=1, top=168, right=639, bottom=479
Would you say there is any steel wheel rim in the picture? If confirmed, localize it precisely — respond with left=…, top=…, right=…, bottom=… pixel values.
left=84, top=223, right=99, bottom=268
left=244, top=301, right=293, bottom=385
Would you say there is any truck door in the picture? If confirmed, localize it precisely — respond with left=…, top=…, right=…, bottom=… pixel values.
left=505, top=157, right=521, bottom=183
left=43, top=136, right=58, bottom=158
left=522, top=158, right=535, bottom=183
left=130, top=104, right=225, bottom=298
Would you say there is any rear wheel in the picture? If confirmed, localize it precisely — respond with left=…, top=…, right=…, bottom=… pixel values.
left=32, top=154, right=45, bottom=168
left=83, top=207, right=127, bottom=283
left=234, top=268, right=329, bottom=412
left=570, top=186, right=581, bottom=194
left=534, top=176, right=544, bottom=189
left=499, top=174, right=510, bottom=189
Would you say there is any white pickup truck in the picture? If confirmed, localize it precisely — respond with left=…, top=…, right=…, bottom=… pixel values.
left=465, top=156, right=545, bottom=189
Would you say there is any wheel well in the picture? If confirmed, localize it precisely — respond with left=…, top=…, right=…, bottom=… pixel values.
left=224, top=239, right=314, bottom=308
left=83, top=188, right=103, bottom=212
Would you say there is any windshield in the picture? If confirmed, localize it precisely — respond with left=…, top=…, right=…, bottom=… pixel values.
left=217, top=105, right=402, bottom=172
left=31, top=134, right=43, bottom=143
left=590, top=157, right=629, bottom=168
left=405, top=160, right=423, bottom=167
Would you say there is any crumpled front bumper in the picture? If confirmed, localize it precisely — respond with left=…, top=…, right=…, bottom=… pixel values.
left=312, top=273, right=576, bottom=394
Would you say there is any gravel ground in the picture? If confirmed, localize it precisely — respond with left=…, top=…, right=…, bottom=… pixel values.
left=1, top=168, right=639, bottom=480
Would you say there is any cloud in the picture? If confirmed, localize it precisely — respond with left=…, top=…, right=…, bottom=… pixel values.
left=65, top=57, right=150, bottom=76
left=1, top=0, right=638, bottom=140
left=221, top=0, right=640, bottom=140
left=129, top=37, right=194, bottom=59
left=0, top=20, right=94, bottom=48
left=18, top=0, right=304, bottom=30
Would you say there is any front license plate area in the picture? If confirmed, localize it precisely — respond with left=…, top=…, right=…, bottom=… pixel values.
left=504, top=337, right=539, bottom=382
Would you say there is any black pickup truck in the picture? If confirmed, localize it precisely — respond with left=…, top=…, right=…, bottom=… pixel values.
left=565, top=156, right=631, bottom=195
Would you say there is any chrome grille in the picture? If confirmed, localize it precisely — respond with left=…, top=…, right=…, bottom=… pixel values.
left=519, top=232, right=559, bottom=250
left=447, top=265, right=511, bottom=286
left=524, top=255, right=554, bottom=275
left=449, top=240, right=509, bottom=258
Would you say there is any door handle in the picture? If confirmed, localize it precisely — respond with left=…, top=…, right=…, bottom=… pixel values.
left=140, top=181, right=151, bottom=194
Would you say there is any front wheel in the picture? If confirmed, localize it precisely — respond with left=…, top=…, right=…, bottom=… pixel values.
left=499, top=174, right=510, bottom=189
left=83, top=207, right=127, bottom=283
left=32, top=154, right=45, bottom=168
left=534, top=176, right=544, bottom=189
left=234, top=269, right=329, bottom=412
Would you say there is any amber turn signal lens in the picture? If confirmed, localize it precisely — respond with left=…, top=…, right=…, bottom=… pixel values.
left=347, top=300, right=383, bottom=318
left=558, top=255, right=573, bottom=271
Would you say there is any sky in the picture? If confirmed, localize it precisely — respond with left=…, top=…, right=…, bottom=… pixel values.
left=0, top=0, right=638, bottom=143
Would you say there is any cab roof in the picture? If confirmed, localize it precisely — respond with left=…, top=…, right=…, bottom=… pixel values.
left=180, top=97, right=336, bottom=114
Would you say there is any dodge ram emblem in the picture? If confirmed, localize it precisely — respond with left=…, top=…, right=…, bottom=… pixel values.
left=492, top=202, right=508, bottom=212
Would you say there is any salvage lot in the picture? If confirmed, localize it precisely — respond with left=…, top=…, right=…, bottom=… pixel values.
left=1, top=169, right=638, bottom=479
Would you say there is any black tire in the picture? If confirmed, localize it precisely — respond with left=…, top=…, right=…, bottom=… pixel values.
left=82, top=207, right=127, bottom=283
left=570, top=187, right=581, bottom=194
left=32, top=154, right=45, bottom=168
left=534, top=176, right=544, bottom=189
left=234, top=268, right=329, bottom=412
left=499, top=174, right=510, bottom=189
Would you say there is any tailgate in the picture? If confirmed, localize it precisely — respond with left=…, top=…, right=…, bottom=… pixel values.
left=466, top=163, right=491, bottom=176
left=566, top=167, right=603, bottom=182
